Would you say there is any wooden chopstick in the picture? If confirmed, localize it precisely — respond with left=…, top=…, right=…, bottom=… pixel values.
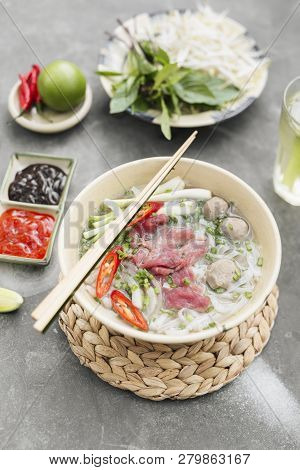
left=32, top=131, right=198, bottom=332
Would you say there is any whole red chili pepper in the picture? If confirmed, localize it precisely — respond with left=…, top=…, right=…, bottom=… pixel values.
left=18, top=74, right=32, bottom=111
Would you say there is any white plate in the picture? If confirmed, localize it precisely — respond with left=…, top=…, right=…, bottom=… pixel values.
left=98, top=11, right=269, bottom=128
left=8, top=82, right=92, bottom=134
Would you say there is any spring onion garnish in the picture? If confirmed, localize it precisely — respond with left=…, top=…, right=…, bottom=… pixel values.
left=232, top=270, right=241, bottom=282
left=205, top=306, right=214, bottom=313
left=203, top=321, right=217, bottom=329
left=167, top=276, right=176, bottom=288
left=245, top=240, right=252, bottom=252
left=206, top=226, right=215, bottom=236
left=257, top=257, right=264, bottom=267
left=215, top=287, right=226, bottom=294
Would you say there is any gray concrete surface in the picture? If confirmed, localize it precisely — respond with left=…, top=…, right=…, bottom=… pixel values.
left=0, top=0, right=300, bottom=450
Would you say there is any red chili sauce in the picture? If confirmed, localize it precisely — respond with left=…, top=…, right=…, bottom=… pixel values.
left=0, top=209, right=55, bottom=259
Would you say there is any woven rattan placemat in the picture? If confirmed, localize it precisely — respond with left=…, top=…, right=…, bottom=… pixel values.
left=59, top=286, right=278, bottom=401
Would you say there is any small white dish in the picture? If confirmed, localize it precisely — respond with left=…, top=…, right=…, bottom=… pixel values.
left=8, top=82, right=92, bottom=134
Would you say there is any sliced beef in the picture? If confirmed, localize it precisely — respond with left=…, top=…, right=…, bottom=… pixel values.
left=140, top=213, right=168, bottom=232
left=163, top=286, right=210, bottom=312
left=132, top=236, right=207, bottom=274
left=133, top=247, right=184, bottom=270
left=179, top=240, right=207, bottom=265
left=161, top=227, right=195, bottom=247
left=171, top=267, right=195, bottom=286
left=150, top=266, right=174, bottom=276
left=131, top=247, right=150, bottom=266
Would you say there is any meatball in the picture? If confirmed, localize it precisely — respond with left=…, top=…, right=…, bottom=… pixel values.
left=203, top=196, right=228, bottom=221
left=221, top=217, right=249, bottom=241
left=206, top=259, right=236, bottom=290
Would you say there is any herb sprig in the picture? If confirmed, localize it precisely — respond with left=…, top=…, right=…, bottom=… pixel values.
left=97, top=29, right=239, bottom=139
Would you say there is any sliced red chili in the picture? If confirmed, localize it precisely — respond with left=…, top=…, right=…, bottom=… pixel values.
left=18, top=74, right=32, bottom=111
left=111, top=290, right=149, bottom=331
left=128, top=201, right=163, bottom=227
left=28, top=64, right=41, bottom=103
left=96, top=246, right=122, bottom=299
left=18, top=64, right=41, bottom=113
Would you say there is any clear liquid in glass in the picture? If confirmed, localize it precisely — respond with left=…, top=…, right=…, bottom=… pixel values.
left=274, top=80, right=300, bottom=205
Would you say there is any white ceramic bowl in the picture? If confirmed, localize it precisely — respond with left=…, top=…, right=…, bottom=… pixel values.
left=58, top=158, right=281, bottom=344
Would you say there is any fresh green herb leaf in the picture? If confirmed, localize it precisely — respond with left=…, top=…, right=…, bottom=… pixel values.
left=174, top=70, right=239, bottom=106
left=110, top=76, right=141, bottom=113
left=154, top=63, right=179, bottom=89
left=159, top=97, right=171, bottom=140
left=155, top=47, right=170, bottom=65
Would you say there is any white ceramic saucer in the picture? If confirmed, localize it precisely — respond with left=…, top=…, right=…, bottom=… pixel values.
left=8, top=82, right=92, bottom=134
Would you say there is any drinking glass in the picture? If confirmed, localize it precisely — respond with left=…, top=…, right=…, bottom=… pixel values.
left=273, top=77, right=300, bottom=205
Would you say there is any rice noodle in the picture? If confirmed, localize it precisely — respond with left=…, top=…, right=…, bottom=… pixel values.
left=82, top=186, right=263, bottom=335
left=130, top=5, right=269, bottom=93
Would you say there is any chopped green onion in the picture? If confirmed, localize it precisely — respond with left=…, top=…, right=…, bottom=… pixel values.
left=116, top=249, right=128, bottom=260
left=168, top=215, right=178, bottom=224
left=203, top=321, right=217, bottom=329
left=205, top=254, right=213, bottom=262
left=210, top=247, right=217, bottom=254
left=245, top=240, right=252, bottom=252
left=244, top=291, right=253, bottom=299
left=205, top=306, right=214, bottom=313
left=257, top=257, right=264, bottom=267
left=154, top=287, right=160, bottom=295
left=215, top=287, right=226, bottom=294
left=183, top=277, right=191, bottom=286
left=167, top=276, right=176, bottom=288
left=206, top=226, right=215, bottom=236
left=232, top=270, right=241, bottom=282
left=160, top=308, right=176, bottom=317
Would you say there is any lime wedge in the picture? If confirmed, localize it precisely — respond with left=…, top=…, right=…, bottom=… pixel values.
left=0, top=288, right=23, bottom=313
